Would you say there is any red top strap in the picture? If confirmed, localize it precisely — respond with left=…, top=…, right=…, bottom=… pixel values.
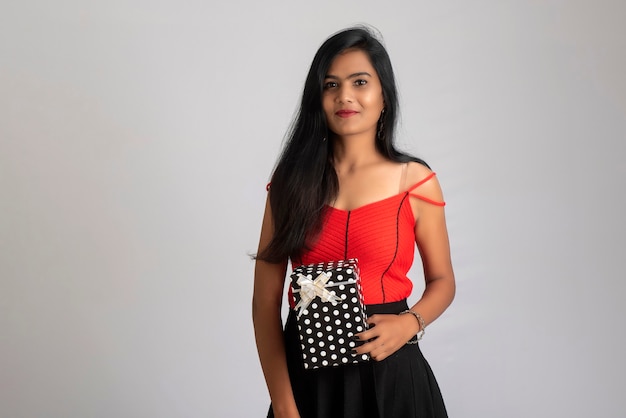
left=406, top=172, right=445, bottom=207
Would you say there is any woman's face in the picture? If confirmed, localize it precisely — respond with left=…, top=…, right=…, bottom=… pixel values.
left=322, top=49, right=385, bottom=140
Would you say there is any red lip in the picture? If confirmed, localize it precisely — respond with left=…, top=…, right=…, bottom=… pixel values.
left=335, top=109, right=358, bottom=118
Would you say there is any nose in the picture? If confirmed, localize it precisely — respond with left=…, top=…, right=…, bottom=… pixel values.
left=336, top=84, right=353, bottom=104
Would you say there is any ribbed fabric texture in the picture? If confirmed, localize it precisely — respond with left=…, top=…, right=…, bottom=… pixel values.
left=289, top=173, right=444, bottom=306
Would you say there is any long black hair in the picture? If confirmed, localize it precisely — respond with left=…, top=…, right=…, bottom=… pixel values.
left=257, top=25, right=428, bottom=263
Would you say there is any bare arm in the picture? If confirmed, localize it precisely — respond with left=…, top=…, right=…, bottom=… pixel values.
left=252, top=196, right=300, bottom=418
left=405, top=173, right=456, bottom=335
left=354, top=167, right=456, bottom=360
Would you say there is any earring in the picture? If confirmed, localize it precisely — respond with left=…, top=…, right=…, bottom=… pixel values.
left=377, top=108, right=386, bottom=141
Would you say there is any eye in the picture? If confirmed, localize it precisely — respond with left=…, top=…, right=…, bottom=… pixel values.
left=354, top=79, right=368, bottom=86
left=323, top=81, right=338, bottom=89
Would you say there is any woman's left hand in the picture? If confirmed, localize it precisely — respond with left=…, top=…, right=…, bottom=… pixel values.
left=353, top=313, right=420, bottom=361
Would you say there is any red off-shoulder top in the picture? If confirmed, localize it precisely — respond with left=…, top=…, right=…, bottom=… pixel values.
left=277, top=172, right=445, bottom=307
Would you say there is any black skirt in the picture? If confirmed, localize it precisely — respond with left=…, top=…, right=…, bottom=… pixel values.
left=268, top=299, right=448, bottom=418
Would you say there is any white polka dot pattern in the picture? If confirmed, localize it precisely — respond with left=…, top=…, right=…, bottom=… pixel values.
left=290, top=259, right=370, bottom=370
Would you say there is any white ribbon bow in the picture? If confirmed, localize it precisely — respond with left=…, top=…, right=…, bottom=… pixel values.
left=294, top=272, right=344, bottom=318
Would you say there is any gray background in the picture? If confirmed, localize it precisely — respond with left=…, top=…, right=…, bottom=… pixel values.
left=1, top=1, right=625, bottom=417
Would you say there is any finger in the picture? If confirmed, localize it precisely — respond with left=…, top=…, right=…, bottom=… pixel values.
left=367, top=343, right=391, bottom=361
left=366, top=314, right=380, bottom=326
left=371, top=339, right=406, bottom=361
left=354, top=328, right=379, bottom=342
left=371, top=351, right=389, bottom=361
left=352, top=337, right=380, bottom=355
left=368, top=343, right=395, bottom=361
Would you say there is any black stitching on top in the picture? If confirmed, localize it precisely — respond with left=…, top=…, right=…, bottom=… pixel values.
left=379, top=193, right=407, bottom=302
left=344, top=211, right=351, bottom=260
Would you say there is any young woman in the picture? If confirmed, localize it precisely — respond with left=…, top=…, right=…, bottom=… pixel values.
left=252, top=26, right=455, bottom=418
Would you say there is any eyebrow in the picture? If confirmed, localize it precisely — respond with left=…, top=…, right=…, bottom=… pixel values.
left=324, top=72, right=372, bottom=79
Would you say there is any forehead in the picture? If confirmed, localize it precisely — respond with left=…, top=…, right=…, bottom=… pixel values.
left=326, top=49, right=377, bottom=76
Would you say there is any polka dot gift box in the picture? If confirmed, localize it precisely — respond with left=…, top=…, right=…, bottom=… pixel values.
left=290, top=258, right=370, bottom=369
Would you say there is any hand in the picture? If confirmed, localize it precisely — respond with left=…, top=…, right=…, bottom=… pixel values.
left=353, top=313, right=419, bottom=361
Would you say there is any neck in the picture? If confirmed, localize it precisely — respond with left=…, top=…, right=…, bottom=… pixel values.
left=332, top=132, right=383, bottom=172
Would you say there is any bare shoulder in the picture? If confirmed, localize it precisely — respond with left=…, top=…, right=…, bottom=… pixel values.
left=405, top=161, right=433, bottom=181
left=404, top=161, right=445, bottom=203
